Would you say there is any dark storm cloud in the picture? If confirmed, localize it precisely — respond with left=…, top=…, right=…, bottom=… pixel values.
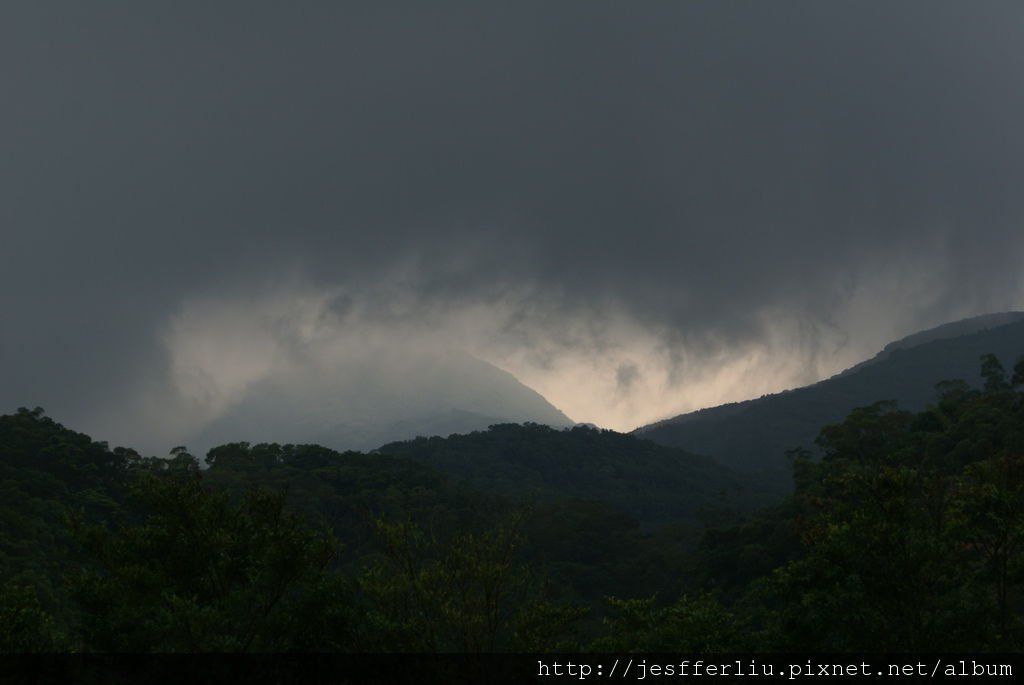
left=2, top=2, right=1023, bottom=445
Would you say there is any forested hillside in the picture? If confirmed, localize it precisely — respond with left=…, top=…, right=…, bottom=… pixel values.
left=3, top=352, right=1024, bottom=652
left=377, top=424, right=776, bottom=527
left=637, top=319, right=1024, bottom=473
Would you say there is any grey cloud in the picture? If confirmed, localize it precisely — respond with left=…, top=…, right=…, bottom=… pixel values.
left=615, top=363, right=641, bottom=395
left=2, top=2, right=1023, bottom=447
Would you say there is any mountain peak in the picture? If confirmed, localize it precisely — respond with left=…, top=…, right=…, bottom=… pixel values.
left=187, top=349, right=572, bottom=455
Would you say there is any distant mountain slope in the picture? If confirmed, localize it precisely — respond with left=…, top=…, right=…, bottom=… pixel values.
left=635, top=314, right=1024, bottom=473
left=190, top=350, right=573, bottom=455
left=378, top=423, right=777, bottom=527
left=835, top=311, right=1024, bottom=378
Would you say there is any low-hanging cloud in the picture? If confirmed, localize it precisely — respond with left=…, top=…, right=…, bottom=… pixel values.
left=2, top=2, right=1023, bottom=452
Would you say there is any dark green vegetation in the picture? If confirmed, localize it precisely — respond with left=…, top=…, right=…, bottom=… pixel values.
left=637, top=315, right=1024, bottom=473
left=3, top=351, right=1024, bottom=651
left=377, top=425, right=777, bottom=527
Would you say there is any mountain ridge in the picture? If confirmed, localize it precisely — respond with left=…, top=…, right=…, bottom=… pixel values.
left=189, top=349, right=573, bottom=455
left=634, top=313, right=1024, bottom=473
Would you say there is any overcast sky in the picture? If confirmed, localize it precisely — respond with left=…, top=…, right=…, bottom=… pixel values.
left=3, top=2, right=1023, bottom=451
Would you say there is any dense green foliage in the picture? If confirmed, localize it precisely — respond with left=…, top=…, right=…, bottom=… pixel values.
left=3, top=350, right=1024, bottom=651
left=70, top=471, right=342, bottom=652
left=378, top=424, right=776, bottom=527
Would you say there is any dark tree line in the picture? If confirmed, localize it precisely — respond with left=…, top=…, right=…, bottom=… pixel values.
left=3, top=353, right=1024, bottom=651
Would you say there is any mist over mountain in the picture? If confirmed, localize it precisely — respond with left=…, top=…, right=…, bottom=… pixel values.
left=188, top=348, right=572, bottom=455
left=5, top=1, right=1024, bottom=660
left=4, top=4, right=1024, bottom=445
left=636, top=313, right=1024, bottom=473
